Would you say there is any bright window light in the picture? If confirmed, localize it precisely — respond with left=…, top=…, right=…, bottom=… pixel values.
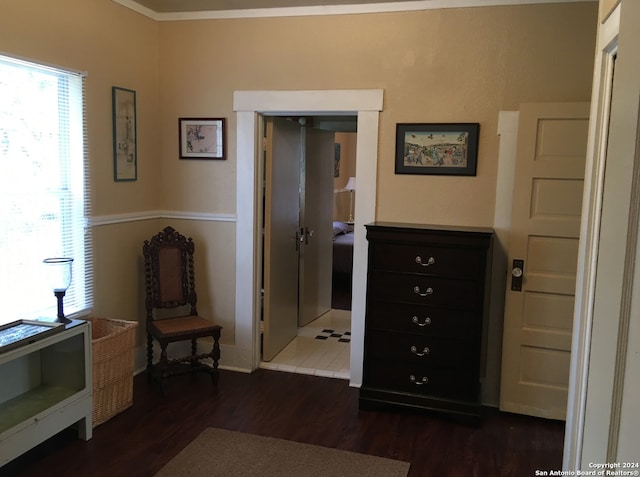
left=0, top=54, right=92, bottom=325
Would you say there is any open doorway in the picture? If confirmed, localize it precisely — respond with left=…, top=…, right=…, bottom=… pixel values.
left=259, top=116, right=357, bottom=379
left=233, top=89, right=383, bottom=387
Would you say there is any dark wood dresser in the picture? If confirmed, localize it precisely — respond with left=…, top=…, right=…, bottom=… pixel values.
left=359, top=222, right=494, bottom=423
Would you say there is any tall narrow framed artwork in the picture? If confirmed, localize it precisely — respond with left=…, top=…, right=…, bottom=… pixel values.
left=112, top=86, right=137, bottom=181
left=395, top=123, right=480, bottom=176
left=179, top=118, right=226, bottom=160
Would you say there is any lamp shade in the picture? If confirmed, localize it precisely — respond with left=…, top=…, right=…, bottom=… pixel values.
left=345, top=176, right=356, bottom=191
left=43, top=257, right=74, bottom=293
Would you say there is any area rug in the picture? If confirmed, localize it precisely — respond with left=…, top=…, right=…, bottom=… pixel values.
left=154, top=428, right=410, bottom=477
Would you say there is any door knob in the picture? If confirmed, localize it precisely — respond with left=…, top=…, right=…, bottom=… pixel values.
left=295, top=227, right=304, bottom=251
left=511, top=259, right=524, bottom=291
left=304, top=228, right=314, bottom=245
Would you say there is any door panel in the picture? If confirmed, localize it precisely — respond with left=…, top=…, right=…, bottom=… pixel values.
left=531, top=178, right=584, bottom=217
left=500, top=102, right=590, bottom=420
left=526, top=236, right=579, bottom=294
left=263, top=117, right=301, bottom=361
left=520, top=347, right=571, bottom=386
left=299, top=126, right=335, bottom=327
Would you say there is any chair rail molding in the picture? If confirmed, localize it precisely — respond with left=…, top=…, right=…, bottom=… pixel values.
left=89, top=211, right=236, bottom=227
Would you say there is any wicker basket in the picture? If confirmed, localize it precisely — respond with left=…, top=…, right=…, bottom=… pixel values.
left=86, top=316, right=138, bottom=427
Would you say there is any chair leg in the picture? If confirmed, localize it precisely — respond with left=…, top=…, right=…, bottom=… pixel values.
left=191, top=339, right=198, bottom=368
left=210, top=330, right=221, bottom=385
left=159, top=342, right=169, bottom=396
left=146, top=334, right=154, bottom=383
left=159, top=342, right=168, bottom=364
left=189, top=338, right=199, bottom=382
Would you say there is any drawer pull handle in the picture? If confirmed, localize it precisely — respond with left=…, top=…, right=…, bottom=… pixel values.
left=411, top=316, right=432, bottom=326
left=413, top=286, right=434, bottom=297
left=415, top=255, right=435, bottom=267
left=410, top=345, right=430, bottom=357
left=410, top=375, right=429, bottom=385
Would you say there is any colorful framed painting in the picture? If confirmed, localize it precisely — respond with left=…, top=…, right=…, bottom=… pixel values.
left=112, top=86, right=137, bottom=181
left=179, top=118, right=226, bottom=160
left=395, top=123, right=480, bottom=176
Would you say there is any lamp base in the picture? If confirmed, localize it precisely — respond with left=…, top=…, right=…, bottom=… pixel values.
left=348, top=190, right=355, bottom=223
left=54, top=290, right=70, bottom=324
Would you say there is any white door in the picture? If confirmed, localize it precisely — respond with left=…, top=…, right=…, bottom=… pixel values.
left=500, top=102, right=590, bottom=420
left=263, top=117, right=301, bottom=361
left=298, top=126, right=335, bottom=327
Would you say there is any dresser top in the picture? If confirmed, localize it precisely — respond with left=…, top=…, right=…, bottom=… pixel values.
left=366, top=222, right=494, bottom=235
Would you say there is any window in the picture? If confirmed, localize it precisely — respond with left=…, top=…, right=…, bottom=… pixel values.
left=0, top=54, right=92, bottom=325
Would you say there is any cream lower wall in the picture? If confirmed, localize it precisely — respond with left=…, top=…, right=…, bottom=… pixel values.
left=92, top=218, right=236, bottom=347
left=0, top=0, right=598, bottom=404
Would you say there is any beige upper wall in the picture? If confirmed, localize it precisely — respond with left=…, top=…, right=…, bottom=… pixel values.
left=158, top=2, right=597, bottom=226
left=0, top=0, right=161, bottom=217
left=0, top=0, right=598, bottom=232
left=600, top=0, right=620, bottom=22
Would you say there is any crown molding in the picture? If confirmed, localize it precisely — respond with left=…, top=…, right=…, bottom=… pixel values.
left=113, top=0, right=595, bottom=21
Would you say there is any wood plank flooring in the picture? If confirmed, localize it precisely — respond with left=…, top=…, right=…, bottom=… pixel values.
left=1, top=369, right=564, bottom=477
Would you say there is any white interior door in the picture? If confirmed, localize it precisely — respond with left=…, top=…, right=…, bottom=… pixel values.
left=263, top=117, right=301, bottom=361
left=500, top=102, right=590, bottom=420
left=298, top=125, right=335, bottom=327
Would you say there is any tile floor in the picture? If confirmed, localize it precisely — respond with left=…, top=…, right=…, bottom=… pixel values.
left=259, top=309, right=351, bottom=380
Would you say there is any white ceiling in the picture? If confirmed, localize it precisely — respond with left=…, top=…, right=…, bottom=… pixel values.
left=115, top=0, right=594, bottom=19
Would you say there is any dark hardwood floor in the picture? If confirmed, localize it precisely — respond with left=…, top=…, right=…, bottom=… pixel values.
left=1, top=369, right=564, bottom=477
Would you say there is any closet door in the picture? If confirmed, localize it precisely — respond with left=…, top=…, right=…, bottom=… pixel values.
left=500, top=102, right=589, bottom=419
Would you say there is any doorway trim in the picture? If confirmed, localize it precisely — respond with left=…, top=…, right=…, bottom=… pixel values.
left=564, top=4, right=620, bottom=468
left=233, top=89, right=383, bottom=386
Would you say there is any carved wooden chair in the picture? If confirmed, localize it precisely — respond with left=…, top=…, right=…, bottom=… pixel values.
left=143, top=226, right=222, bottom=394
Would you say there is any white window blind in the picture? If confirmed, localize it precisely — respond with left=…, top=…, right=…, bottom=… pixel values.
left=0, top=54, right=92, bottom=325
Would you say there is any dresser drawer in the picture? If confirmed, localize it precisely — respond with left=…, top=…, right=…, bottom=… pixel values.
left=367, top=302, right=480, bottom=339
left=366, top=331, right=478, bottom=367
left=364, top=360, right=478, bottom=401
left=370, top=243, right=485, bottom=280
left=370, top=272, right=481, bottom=310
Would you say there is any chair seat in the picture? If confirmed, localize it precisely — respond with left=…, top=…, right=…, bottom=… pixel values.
left=149, top=315, right=221, bottom=341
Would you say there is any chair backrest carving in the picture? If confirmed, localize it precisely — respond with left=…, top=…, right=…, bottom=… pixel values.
left=143, top=226, right=198, bottom=321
